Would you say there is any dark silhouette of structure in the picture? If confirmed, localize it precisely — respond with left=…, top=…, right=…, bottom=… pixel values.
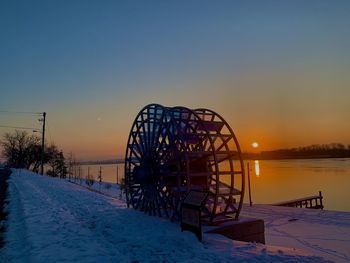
left=124, top=104, right=245, bottom=223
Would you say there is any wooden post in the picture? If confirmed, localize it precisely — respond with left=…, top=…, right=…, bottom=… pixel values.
left=99, top=166, right=102, bottom=183
left=247, top=162, right=252, bottom=206
left=99, top=166, right=102, bottom=192
left=319, top=191, right=323, bottom=209
left=116, top=165, right=119, bottom=184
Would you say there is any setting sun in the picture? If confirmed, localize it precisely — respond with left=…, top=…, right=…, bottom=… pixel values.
left=251, top=142, right=259, bottom=148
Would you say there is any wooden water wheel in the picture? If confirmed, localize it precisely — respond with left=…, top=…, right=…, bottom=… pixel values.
left=124, top=104, right=245, bottom=223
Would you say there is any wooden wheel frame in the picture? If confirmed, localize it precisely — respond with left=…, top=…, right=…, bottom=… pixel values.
left=124, top=104, right=245, bottom=223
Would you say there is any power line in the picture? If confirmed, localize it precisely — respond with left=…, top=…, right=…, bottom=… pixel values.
left=0, top=125, right=38, bottom=130
left=0, top=110, right=42, bottom=115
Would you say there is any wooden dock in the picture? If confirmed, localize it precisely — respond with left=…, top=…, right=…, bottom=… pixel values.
left=272, top=191, right=324, bottom=209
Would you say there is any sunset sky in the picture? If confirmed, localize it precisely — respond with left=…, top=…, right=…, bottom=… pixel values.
left=1, top=1, right=349, bottom=160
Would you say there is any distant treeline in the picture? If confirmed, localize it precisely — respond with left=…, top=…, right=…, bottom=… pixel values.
left=76, top=144, right=350, bottom=164
left=245, top=143, right=350, bottom=160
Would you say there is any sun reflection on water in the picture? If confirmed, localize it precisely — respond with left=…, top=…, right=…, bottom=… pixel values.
left=254, top=160, right=260, bottom=177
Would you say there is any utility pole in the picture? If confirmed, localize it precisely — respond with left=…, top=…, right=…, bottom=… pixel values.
left=40, top=112, right=46, bottom=175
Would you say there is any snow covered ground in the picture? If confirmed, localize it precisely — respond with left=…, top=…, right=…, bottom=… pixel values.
left=1, top=170, right=341, bottom=262
left=241, top=204, right=350, bottom=262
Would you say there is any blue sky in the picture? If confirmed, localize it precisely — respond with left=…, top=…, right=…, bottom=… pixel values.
left=1, top=0, right=349, bottom=159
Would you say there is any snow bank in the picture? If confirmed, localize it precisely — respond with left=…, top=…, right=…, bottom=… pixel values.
left=1, top=170, right=329, bottom=262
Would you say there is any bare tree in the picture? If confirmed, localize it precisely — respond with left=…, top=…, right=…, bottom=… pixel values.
left=1, top=130, right=67, bottom=176
left=46, top=144, right=67, bottom=178
left=1, top=130, right=40, bottom=169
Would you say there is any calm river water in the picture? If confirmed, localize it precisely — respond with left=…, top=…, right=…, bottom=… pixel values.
left=79, top=158, right=350, bottom=212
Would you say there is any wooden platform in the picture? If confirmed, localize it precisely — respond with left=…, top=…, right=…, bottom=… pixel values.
left=272, top=191, right=324, bottom=209
left=205, top=217, right=265, bottom=244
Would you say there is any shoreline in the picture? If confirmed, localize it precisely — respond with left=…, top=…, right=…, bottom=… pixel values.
left=77, top=156, right=350, bottom=166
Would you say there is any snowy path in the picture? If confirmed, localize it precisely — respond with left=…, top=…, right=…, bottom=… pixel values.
left=2, top=170, right=328, bottom=262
